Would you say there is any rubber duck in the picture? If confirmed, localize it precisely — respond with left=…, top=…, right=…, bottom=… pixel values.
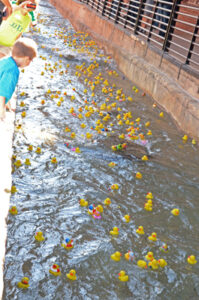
left=79, top=199, right=88, bottom=207
left=158, top=259, right=167, bottom=268
left=65, top=127, right=71, bottom=132
left=118, top=271, right=128, bottom=282
left=111, top=184, right=119, bottom=190
left=111, top=251, right=121, bottom=262
left=159, top=112, right=164, bottom=117
left=86, top=132, right=93, bottom=139
left=145, top=121, right=150, bottom=127
left=36, top=147, right=41, bottom=154
left=96, top=205, right=103, bottom=213
left=25, top=158, right=31, bottom=166
left=192, top=139, right=196, bottom=145
left=142, top=155, right=148, bottom=161
left=182, top=135, right=188, bottom=142
left=14, top=160, right=22, bottom=168
left=75, top=147, right=81, bottom=153
left=92, top=209, right=101, bottom=219
left=49, top=264, right=61, bottom=276
left=159, top=243, right=169, bottom=253
left=51, top=157, right=57, bottom=164
left=35, top=231, right=45, bottom=242
left=17, top=277, right=29, bottom=289
left=136, top=172, right=142, bottom=179
left=104, top=198, right=111, bottom=205
left=88, top=204, right=94, bottom=215
left=108, top=162, right=116, bottom=167
left=71, top=132, right=76, bottom=138
left=11, top=186, right=17, bottom=193
left=27, top=145, right=33, bottom=151
left=41, top=99, right=45, bottom=105
left=145, top=252, right=154, bottom=261
left=20, top=101, right=25, bottom=107
left=137, top=260, right=147, bottom=269
left=111, top=145, right=117, bottom=151
left=148, top=259, right=159, bottom=270
left=62, top=238, right=74, bottom=250
left=146, top=192, right=153, bottom=199
left=110, top=227, right=119, bottom=236
left=171, top=208, right=180, bottom=216
left=136, top=226, right=145, bottom=235
left=187, top=255, right=197, bottom=265
left=153, top=103, right=157, bottom=108
left=9, top=206, right=18, bottom=215
left=124, top=251, right=135, bottom=262
left=123, top=215, right=130, bottom=223
left=81, top=123, right=86, bottom=128
left=144, top=201, right=153, bottom=211
left=21, top=111, right=26, bottom=118
left=148, top=232, right=157, bottom=242
left=66, top=269, right=77, bottom=280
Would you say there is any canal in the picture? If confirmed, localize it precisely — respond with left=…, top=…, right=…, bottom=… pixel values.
left=3, top=1, right=199, bottom=299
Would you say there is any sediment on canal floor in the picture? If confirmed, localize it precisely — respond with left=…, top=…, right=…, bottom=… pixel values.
left=50, top=0, right=199, bottom=141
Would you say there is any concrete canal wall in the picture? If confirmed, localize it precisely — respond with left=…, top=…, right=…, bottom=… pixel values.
left=50, top=0, right=199, bottom=140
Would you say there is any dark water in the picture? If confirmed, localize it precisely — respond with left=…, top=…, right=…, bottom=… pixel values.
left=3, top=1, right=199, bottom=299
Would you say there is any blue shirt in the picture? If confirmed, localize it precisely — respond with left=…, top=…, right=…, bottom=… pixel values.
left=0, top=56, right=19, bottom=104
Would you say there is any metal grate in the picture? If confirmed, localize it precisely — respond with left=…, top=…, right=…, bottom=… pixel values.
left=79, top=0, right=199, bottom=76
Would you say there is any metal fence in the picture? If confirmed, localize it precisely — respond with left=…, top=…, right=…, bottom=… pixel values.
left=79, top=0, right=199, bottom=76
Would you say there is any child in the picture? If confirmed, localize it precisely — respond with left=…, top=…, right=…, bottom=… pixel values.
left=0, top=37, right=37, bottom=120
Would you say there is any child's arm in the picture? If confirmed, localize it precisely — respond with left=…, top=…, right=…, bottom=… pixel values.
left=0, top=96, right=6, bottom=120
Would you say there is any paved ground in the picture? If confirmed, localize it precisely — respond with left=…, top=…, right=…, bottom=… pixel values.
left=0, top=98, right=16, bottom=299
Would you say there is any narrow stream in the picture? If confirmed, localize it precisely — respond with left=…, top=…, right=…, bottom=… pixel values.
left=3, top=1, right=199, bottom=299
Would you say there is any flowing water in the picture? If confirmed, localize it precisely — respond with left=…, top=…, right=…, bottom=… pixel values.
left=3, top=1, right=199, bottom=299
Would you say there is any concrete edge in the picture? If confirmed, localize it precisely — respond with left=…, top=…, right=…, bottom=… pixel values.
left=50, top=0, right=199, bottom=140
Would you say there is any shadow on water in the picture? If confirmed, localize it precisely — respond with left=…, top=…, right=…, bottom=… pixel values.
left=3, top=1, right=199, bottom=300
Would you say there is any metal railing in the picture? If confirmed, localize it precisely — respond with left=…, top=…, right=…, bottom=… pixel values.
left=79, top=0, right=199, bottom=76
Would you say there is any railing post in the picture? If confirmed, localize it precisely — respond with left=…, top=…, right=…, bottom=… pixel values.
left=185, top=16, right=199, bottom=65
left=102, top=0, right=108, bottom=16
left=162, top=0, right=180, bottom=52
left=134, top=0, right=144, bottom=34
left=115, top=0, right=122, bottom=24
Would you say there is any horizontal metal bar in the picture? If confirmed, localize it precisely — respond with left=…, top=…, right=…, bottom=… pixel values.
left=173, top=18, right=197, bottom=28
left=188, top=58, right=199, bottom=66
left=170, top=33, right=193, bottom=44
left=176, top=11, right=198, bottom=19
left=177, top=4, right=199, bottom=11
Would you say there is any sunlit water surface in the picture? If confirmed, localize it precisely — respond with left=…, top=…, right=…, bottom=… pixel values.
left=3, top=1, right=199, bottom=299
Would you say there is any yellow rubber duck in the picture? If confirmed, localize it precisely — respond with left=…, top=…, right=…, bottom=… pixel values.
left=110, top=227, right=119, bottom=236
left=182, top=135, right=188, bottom=142
left=192, top=139, right=196, bottom=145
left=41, top=99, right=45, bottom=105
left=171, top=208, right=180, bottom=216
left=136, top=226, right=145, bottom=235
left=21, top=111, right=26, bottom=118
left=14, top=160, right=22, bottom=168
left=148, top=232, right=157, bottom=242
left=187, top=255, right=197, bottom=265
left=124, top=251, right=135, bottom=262
left=36, top=147, right=41, bottom=154
left=137, top=260, right=147, bottom=269
left=25, top=158, right=31, bottom=166
left=111, top=251, right=121, bottom=262
left=49, top=264, right=61, bottom=276
left=27, top=145, right=33, bottom=151
left=159, top=112, right=164, bottom=117
left=146, top=193, right=153, bottom=200
left=158, top=259, right=167, bottom=268
left=111, top=184, right=119, bottom=190
left=145, top=252, right=154, bottom=261
left=51, top=157, right=57, bottom=164
left=148, top=259, right=159, bottom=270
left=66, top=269, right=77, bottom=280
left=108, top=162, right=116, bottom=167
left=79, top=199, right=88, bottom=207
left=96, top=205, right=103, bottom=213
left=144, top=203, right=153, bottom=211
left=118, top=270, right=128, bottom=282
left=11, top=186, right=17, bottom=193
left=159, top=243, right=169, bottom=253
left=136, top=172, right=142, bottom=179
left=142, top=155, right=148, bottom=161
left=35, top=231, right=45, bottom=242
left=20, top=101, right=25, bottom=107
left=65, top=127, right=71, bottom=132
left=104, top=198, right=111, bottom=205
left=123, top=215, right=130, bottom=223
left=9, top=206, right=18, bottom=215
left=17, top=277, right=29, bottom=289
left=71, top=132, right=76, bottom=138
